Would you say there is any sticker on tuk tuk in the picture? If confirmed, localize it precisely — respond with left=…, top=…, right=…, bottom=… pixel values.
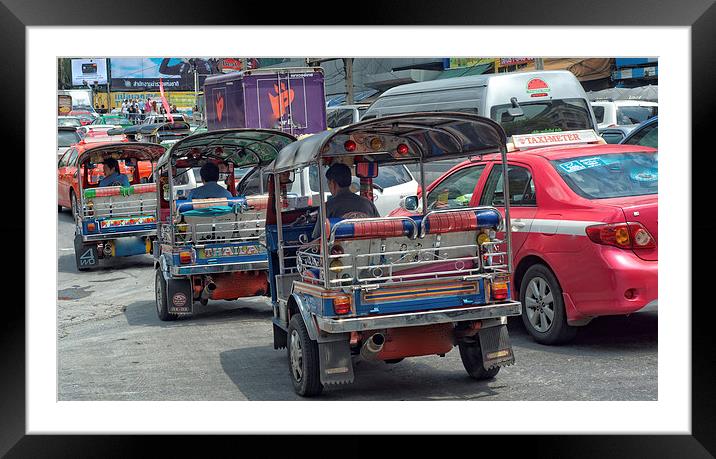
left=199, top=244, right=262, bottom=259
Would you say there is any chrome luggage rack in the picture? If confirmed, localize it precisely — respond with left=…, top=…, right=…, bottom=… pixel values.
left=82, top=197, right=158, bottom=220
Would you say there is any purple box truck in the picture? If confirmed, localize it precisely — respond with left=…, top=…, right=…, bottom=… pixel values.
left=204, top=67, right=327, bottom=136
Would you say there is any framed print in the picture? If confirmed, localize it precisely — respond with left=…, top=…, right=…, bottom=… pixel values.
left=4, top=0, right=714, bottom=455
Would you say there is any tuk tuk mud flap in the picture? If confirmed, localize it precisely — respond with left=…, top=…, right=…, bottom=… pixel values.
left=74, top=233, right=98, bottom=268
left=167, top=278, right=193, bottom=314
left=477, top=324, right=515, bottom=370
left=318, top=338, right=354, bottom=385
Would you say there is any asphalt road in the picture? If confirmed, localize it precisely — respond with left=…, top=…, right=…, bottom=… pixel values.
left=57, top=209, right=657, bottom=401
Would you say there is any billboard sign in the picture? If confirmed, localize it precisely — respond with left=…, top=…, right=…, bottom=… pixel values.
left=110, top=58, right=222, bottom=91
left=71, top=58, right=108, bottom=86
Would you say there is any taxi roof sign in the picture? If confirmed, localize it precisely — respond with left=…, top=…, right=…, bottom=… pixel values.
left=510, top=130, right=603, bottom=151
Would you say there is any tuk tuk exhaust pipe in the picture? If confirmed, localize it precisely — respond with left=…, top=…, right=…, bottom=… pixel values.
left=201, top=282, right=217, bottom=301
left=360, top=333, right=385, bottom=361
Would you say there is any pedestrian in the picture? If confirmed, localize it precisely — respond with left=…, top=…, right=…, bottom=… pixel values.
left=145, top=98, right=152, bottom=114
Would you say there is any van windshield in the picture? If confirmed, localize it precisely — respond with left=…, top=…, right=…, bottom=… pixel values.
left=491, top=98, right=594, bottom=136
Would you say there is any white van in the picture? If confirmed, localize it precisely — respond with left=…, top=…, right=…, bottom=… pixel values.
left=590, top=100, right=658, bottom=129
left=362, top=70, right=598, bottom=136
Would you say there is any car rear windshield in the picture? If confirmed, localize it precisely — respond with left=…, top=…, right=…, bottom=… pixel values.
left=616, top=106, right=657, bottom=125
left=58, top=130, right=80, bottom=147
left=551, top=152, right=657, bottom=199
left=491, top=98, right=594, bottom=136
left=309, top=164, right=413, bottom=192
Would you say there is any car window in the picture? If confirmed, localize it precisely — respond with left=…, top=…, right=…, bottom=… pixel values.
left=58, top=130, right=80, bottom=147
left=326, top=109, right=356, bottom=129
left=491, top=98, right=594, bottom=136
left=58, top=149, right=72, bottom=167
left=480, top=165, right=536, bottom=207
left=616, top=106, right=658, bottom=125
left=601, top=132, right=624, bottom=144
left=68, top=149, right=79, bottom=167
left=308, top=164, right=413, bottom=193
left=624, top=123, right=658, bottom=148
left=427, top=165, right=486, bottom=210
left=592, top=105, right=605, bottom=123
left=551, top=152, right=657, bottom=199
left=238, top=167, right=270, bottom=195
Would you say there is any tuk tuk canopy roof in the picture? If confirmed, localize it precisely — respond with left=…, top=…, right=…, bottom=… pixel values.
left=77, top=142, right=167, bottom=166
left=157, top=128, right=298, bottom=169
left=267, top=112, right=507, bottom=174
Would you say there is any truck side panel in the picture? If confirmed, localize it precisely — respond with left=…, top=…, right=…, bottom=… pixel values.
left=205, top=78, right=245, bottom=131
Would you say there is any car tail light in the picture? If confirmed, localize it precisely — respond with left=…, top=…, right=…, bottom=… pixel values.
left=333, top=295, right=351, bottom=315
left=179, top=251, right=193, bottom=264
left=586, top=222, right=655, bottom=249
left=491, top=281, right=508, bottom=301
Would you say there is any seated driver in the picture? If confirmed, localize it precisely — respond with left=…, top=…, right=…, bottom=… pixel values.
left=187, top=162, right=233, bottom=200
left=99, top=158, right=130, bottom=187
left=312, top=162, right=379, bottom=240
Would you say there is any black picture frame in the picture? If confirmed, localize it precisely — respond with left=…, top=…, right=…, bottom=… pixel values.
left=5, top=0, right=714, bottom=456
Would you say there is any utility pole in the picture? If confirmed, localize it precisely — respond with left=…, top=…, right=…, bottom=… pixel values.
left=344, top=58, right=354, bottom=105
left=193, top=61, right=200, bottom=121
left=535, top=58, right=544, bottom=70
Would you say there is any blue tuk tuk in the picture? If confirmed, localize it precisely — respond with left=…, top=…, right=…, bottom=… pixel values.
left=153, top=129, right=297, bottom=320
left=72, top=142, right=165, bottom=271
left=264, top=112, right=522, bottom=396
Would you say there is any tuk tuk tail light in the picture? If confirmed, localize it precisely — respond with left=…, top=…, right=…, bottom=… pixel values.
left=491, top=281, right=509, bottom=301
left=330, top=244, right=344, bottom=256
left=333, top=295, right=351, bottom=315
left=87, top=222, right=96, bottom=232
left=396, top=143, right=409, bottom=156
left=329, top=259, right=344, bottom=272
left=344, top=140, right=357, bottom=152
left=179, top=251, right=193, bottom=264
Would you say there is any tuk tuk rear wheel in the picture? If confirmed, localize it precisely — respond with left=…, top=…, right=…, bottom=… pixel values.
left=458, top=341, right=500, bottom=380
left=287, top=315, right=323, bottom=397
left=155, top=268, right=178, bottom=321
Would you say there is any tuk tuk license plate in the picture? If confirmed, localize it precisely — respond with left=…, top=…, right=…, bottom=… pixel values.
left=198, top=245, right=263, bottom=259
left=99, top=216, right=156, bottom=229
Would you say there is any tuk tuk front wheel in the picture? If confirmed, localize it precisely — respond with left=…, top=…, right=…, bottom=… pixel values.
left=287, top=315, right=323, bottom=397
left=458, top=341, right=500, bottom=380
left=155, top=269, right=178, bottom=322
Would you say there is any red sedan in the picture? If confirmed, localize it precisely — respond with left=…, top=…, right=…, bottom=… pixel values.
left=58, top=137, right=154, bottom=214
left=391, top=133, right=657, bottom=344
left=68, top=110, right=96, bottom=126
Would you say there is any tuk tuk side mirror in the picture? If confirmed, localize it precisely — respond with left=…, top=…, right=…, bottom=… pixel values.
left=400, top=195, right=419, bottom=212
left=507, top=97, right=524, bottom=117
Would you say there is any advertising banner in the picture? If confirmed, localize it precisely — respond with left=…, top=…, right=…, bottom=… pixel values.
left=58, top=94, right=72, bottom=115
left=110, top=91, right=198, bottom=109
left=448, top=58, right=495, bottom=69
left=71, top=58, right=108, bottom=86
left=110, top=58, right=222, bottom=91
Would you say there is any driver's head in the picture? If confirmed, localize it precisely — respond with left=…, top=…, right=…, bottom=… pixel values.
left=199, top=162, right=220, bottom=183
left=325, top=163, right=352, bottom=196
left=102, top=158, right=119, bottom=176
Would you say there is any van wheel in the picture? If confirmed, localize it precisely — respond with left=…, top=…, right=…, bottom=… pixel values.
left=287, top=315, right=323, bottom=397
left=520, top=264, right=577, bottom=345
left=155, top=269, right=178, bottom=321
left=458, top=341, right=500, bottom=380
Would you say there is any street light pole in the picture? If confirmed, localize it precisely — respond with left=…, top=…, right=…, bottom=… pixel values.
left=535, top=58, right=544, bottom=70
left=344, top=58, right=354, bottom=105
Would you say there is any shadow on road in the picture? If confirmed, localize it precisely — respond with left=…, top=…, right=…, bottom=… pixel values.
left=123, top=298, right=273, bottom=329
left=58, top=253, right=154, bottom=274
left=220, top=346, right=506, bottom=401
left=506, top=308, right=657, bottom=355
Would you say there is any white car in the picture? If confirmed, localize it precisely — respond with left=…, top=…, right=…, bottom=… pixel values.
left=282, top=164, right=418, bottom=216
left=590, top=100, right=658, bottom=129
